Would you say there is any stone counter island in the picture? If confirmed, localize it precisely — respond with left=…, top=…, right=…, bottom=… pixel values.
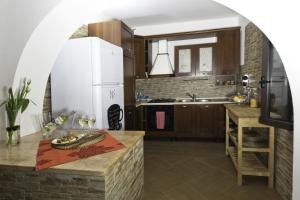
left=0, top=131, right=144, bottom=200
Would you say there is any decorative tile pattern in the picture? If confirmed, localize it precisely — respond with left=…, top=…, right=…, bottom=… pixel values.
left=136, top=76, right=236, bottom=99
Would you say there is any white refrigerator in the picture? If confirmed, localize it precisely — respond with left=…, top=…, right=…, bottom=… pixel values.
left=51, top=37, right=124, bottom=129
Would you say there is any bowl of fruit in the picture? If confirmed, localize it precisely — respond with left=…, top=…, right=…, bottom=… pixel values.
left=232, top=94, right=247, bottom=104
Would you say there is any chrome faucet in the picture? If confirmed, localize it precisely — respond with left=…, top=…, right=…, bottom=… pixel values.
left=186, top=93, right=196, bottom=102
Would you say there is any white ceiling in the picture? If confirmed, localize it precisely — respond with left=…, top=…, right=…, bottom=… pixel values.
left=100, top=0, right=239, bottom=27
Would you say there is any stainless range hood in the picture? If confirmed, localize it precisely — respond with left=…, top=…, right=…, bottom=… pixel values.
left=150, top=39, right=174, bottom=75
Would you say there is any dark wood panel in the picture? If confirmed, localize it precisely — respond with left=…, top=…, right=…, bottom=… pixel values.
left=195, top=105, right=215, bottom=138
left=214, top=105, right=226, bottom=139
left=125, top=105, right=135, bottom=130
left=215, top=29, right=240, bottom=75
left=121, top=22, right=134, bottom=58
left=135, top=106, right=144, bottom=130
left=134, top=37, right=146, bottom=79
left=88, top=21, right=122, bottom=46
left=174, top=105, right=195, bottom=138
left=123, top=56, right=135, bottom=105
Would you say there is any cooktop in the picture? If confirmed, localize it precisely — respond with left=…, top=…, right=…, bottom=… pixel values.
left=148, top=98, right=176, bottom=103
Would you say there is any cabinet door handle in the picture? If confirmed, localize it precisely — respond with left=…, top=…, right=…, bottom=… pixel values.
left=182, top=105, right=188, bottom=108
left=204, top=105, right=209, bottom=108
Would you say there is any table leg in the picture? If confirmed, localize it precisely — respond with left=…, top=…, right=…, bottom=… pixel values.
left=268, top=127, right=275, bottom=188
left=237, top=125, right=243, bottom=186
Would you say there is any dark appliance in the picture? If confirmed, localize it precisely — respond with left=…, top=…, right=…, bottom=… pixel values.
left=149, top=98, right=175, bottom=103
left=107, top=104, right=123, bottom=130
left=146, top=105, right=174, bottom=131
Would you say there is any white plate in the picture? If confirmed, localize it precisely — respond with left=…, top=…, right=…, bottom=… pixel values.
left=51, top=133, right=85, bottom=145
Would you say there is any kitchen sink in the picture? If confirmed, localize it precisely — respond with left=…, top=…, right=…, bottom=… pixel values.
left=196, top=99, right=209, bottom=102
left=176, top=99, right=194, bottom=102
left=176, top=98, right=232, bottom=103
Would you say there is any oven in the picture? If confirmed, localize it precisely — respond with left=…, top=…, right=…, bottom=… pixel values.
left=146, top=105, right=174, bottom=131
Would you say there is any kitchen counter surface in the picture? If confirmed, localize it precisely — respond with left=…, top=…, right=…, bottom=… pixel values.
left=0, top=130, right=144, bottom=176
left=224, top=104, right=261, bottom=118
left=136, top=99, right=235, bottom=107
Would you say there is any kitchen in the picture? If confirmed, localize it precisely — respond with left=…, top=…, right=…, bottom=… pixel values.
left=47, top=18, right=292, bottom=199
left=0, top=1, right=295, bottom=200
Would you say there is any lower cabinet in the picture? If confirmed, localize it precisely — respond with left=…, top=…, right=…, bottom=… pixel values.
left=124, top=105, right=135, bottom=130
left=174, top=104, right=225, bottom=140
left=195, top=105, right=215, bottom=138
left=125, top=105, right=146, bottom=131
left=135, top=106, right=145, bottom=131
left=174, top=105, right=195, bottom=138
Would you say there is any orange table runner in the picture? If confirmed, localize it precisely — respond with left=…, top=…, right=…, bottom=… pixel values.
left=35, top=131, right=125, bottom=171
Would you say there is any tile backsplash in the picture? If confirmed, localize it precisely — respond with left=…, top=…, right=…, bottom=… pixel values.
left=136, top=76, right=236, bottom=99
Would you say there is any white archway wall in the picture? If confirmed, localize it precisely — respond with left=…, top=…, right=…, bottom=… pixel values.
left=12, top=0, right=114, bottom=135
left=0, top=0, right=62, bottom=139
left=0, top=0, right=299, bottom=199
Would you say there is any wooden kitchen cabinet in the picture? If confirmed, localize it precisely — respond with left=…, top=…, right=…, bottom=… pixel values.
left=174, top=104, right=225, bottom=139
left=124, top=105, right=135, bottom=130
left=121, top=24, right=134, bottom=58
left=135, top=106, right=145, bottom=130
left=123, top=56, right=135, bottom=105
left=175, top=44, right=215, bottom=77
left=195, top=105, right=215, bottom=138
left=214, top=104, right=226, bottom=139
left=134, top=36, right=146, bottom=79
left=214, top=28, right=240, bottom=75
left=174, top=105, right=195, bottom=138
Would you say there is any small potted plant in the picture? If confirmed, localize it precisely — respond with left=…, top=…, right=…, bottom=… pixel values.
left=0, top=79, right=35, bottom=145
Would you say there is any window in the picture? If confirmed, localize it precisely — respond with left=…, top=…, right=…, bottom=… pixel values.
left=260, top=37, right=293, bottom=130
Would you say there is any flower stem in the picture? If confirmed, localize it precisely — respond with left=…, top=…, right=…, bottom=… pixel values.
left=7, top=130, right=13, bottom=145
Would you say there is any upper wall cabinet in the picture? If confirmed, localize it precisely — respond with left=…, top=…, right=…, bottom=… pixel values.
left=214, top=28, right=240, bottom=75
left=174, top=43, right=215, bottom=77
left=134, top=36, right=146, bottom=79
left=134, top=27, right=241, bottom=78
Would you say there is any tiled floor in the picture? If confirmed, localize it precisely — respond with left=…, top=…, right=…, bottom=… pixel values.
left=144, top=140, right=282, bottom=200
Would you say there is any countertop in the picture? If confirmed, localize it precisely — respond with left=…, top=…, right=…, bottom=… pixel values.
left=224, top=104, right=261, bottom=118
left=0, top=131, right=144, bottom=176
left=136, top=99, right=235, bottom=107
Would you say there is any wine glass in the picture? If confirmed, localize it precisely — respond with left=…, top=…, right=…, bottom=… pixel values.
left=88, top=115, right=96, bottom=134
left=77, top=115, right=87, bottom=134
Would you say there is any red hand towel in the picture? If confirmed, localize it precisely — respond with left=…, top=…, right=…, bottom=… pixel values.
left=156, top=111, right=165, bottom=129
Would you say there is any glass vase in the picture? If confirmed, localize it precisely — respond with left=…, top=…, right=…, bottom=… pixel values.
left=6, top=110, right=21, bottom=146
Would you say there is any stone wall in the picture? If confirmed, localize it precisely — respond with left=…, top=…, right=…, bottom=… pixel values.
left=0, top=139, right=144, bottom=200
left=136, top=76, right=236, bottom=99
left=241, top=23, right=264, bottom=90
left=242, top=22, right=293, bottom=200
left=275, top=128, right=293, bottom=200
